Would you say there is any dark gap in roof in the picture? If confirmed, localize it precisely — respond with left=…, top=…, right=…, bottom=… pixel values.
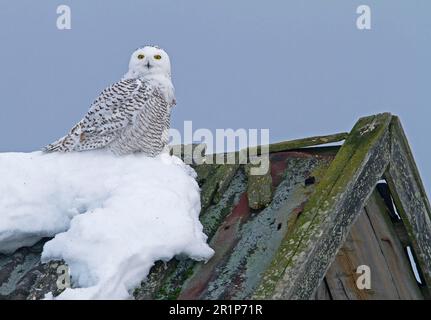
left=325, top=278, right=334, bottom=300
left=376, top=180, right=401, bottom=221
left=405, top=245, right=424, bottom=286
left=305, top=176, right=316, bottom=186
left=294, top=145, right=341, bottom=154
left=378, top=178, right=430, bottom=294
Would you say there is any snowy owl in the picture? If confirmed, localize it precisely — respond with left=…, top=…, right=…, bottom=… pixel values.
left=44, top=45, right=175, bottom=156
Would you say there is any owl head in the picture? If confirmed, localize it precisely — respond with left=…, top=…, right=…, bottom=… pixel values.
left=124, top=45, right=172, bottom=80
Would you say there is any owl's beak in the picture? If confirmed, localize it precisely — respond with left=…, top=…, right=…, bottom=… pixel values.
left=145, top=61, right=152, bottom=69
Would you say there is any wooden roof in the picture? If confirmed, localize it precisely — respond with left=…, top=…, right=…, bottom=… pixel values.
left=0, top=113, right=430, bottom=300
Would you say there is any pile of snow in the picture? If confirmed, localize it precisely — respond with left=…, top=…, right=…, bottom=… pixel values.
left=0, top=151, right=214, bottom=299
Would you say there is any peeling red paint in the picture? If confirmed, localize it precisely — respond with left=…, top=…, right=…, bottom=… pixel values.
left=179, top=193, right=251, bottom=299
left=271, top=151, right=315, bottom=186
left=178, top=149, right=338, bottom=300
left=292, top=202, right=306, bottom=216
left=270, top=154, right=288, bottom=187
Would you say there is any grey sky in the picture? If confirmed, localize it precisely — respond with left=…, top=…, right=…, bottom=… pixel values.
left=0, top=1, right=429, bottom=193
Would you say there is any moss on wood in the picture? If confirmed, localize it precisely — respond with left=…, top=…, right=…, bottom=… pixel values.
left=246, top=160, right=273, bottom=210
left=134, top=168, right=247, bottom=300
left=200, top=164, right=240, bottom=210
left=246, top=132, right=348, bottom=156
left=385, top=117, right=431, bottom=290
left=202, top=133, right=347, bottom=166
left=253, top=113, right=393, bottom=299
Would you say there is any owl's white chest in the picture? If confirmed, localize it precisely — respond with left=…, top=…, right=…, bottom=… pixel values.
left=134, top=75, right=175, bottom=106
left=108, top=78, right=174, bottom=156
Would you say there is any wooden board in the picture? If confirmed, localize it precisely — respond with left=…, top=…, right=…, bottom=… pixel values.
left=316, top=190, right=423, bottom=300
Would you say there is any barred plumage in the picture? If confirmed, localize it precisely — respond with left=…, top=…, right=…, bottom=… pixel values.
left=44, top=46, right=175, bottom=157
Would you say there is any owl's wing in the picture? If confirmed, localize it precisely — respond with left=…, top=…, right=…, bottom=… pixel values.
left=44, top=78, right=150, bottom=152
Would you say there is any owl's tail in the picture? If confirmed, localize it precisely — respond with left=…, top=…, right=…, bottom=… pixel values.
left=43, top=124, right=83, bottom=153
left=43, top=135, right=74, bottom=152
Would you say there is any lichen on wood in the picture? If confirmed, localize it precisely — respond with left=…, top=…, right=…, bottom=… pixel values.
left=384, top=116, right=431, bottom=289
left=3, top=113, right=431, bottom=300
left=246, top=158, right=273, bottom=210
left=178, top=155, right=332, bottom=299
left=200, top=164, right=240, bottom=210
left=253, top=113, right=393, bottom=299
left=207, top=132, right=347, bottom=165
left=134, top=168, right=247, bottom=300
left=247, top=132, right=348, bottom=156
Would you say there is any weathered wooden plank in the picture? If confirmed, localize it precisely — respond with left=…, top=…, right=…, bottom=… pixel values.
left=199, top=165, right=240, bottom=210
left=365, top=190, right=423, bottom=299
left=178, top=153, right=332, bottom=300
left=204, top=132, right=348, bottom=165
left=313, top=278, right=332, bottom=300
left=246, top=159, right=273, bottom=210
left=134, top=167, right=247, bottom=300
left=245, top=133, right=348, bottom=156
left=385, top=116, right=431, bottom=290
left=324, top=190, right=423, bottom=300
left=253, top=113, right=392, bottom=299
left=267, top=133, right=348, bottom=154
left=324, top=208, right=400, bottom=300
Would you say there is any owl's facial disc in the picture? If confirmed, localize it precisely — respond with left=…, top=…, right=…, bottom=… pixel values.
left=128, top=46, right=171, bottom=79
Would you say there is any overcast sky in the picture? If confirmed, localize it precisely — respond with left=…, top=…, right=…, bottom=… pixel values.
left=0, top=0, right=429, bottom=193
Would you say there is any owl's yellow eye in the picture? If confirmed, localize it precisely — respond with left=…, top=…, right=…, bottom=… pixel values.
left=137, top=54, right=145, bottom=60
left=154, top=54, right=162, bottom=60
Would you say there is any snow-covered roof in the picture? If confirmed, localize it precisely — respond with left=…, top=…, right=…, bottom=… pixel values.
left=1, top=113, right=430, bottom=300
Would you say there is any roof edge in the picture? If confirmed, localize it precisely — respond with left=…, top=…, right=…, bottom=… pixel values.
left=192, top=132, right=348, bottom=165
left=385, top=116, right=431, bottom=289
left=253, top=112, right=393, bottom=299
